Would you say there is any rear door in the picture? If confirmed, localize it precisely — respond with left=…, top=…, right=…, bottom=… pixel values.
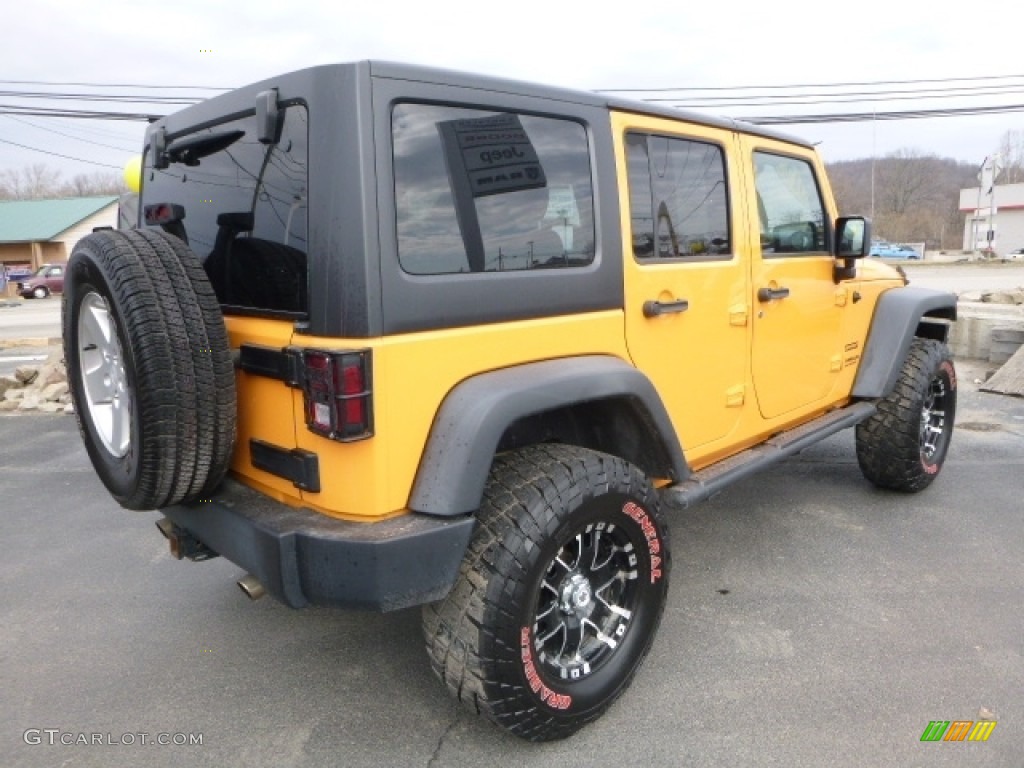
left=616, top=113, right=751, bottom=454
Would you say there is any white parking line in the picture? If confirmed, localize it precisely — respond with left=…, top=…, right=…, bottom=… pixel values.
left=0, top=355, right=49, bottom=363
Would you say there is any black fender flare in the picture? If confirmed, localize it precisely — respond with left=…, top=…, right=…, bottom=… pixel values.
left=408, top=356, right=689, bottom=517
left=852, top=286, right=957, bottom=398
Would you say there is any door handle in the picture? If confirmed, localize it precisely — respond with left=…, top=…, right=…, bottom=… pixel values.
left=757, top=286, right=790, bottom=302
left=643, top=298, right=690, bottom=318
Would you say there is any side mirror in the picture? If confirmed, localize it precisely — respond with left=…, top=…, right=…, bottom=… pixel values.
left=833, top=216, right=871, bottom=281
left=256, top=89, right=283, bottom=145
left=835, top=216, right=870, bottom=258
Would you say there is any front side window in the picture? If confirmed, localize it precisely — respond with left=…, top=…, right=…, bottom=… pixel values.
left=753, top=152, right=827, bottom=255
left=144, top=105, right=309, bottom=313
left=626, top=132, right=730, bottom=260
left=392, top=104, right=596, bottom=274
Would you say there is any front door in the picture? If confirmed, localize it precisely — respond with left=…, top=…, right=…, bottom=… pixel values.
left=616, top=114, right=750, bottom=454
left=740, top=139, right=845, bottom=419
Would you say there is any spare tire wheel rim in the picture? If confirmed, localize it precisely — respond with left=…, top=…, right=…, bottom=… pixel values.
left=78, top=292, right=131, bottom=458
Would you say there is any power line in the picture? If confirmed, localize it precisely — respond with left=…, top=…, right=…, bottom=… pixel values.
left=742, top=103, right=1024, bottom=125
left=598, top=72, right=1024, bottom=93
left=0, top=136, right=122, bottom=168
left=1, top=115, right=139, bottom=152
left=0, top=104, right=157, bottom=120
left=0, top=90, right=201, bottom=105
left=655, top=84, right=1024, bottom=108
left=0, top=78, right=230, bottom=91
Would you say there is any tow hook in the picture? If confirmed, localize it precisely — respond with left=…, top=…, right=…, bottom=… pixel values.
left=155, top=518, right=219, bottom=562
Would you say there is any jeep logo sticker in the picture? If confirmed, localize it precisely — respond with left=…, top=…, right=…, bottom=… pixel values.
left=438, top=113, right=547, bottom=198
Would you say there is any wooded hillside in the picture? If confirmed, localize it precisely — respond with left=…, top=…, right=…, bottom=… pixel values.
left=826, top=151, right=978, bottom=251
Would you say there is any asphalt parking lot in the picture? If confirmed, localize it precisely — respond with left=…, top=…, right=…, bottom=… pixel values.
left=1, top=364, right=1021, bottom=767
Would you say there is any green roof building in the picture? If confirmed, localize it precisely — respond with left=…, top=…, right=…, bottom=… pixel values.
left=0, top=196, right=119, bottom=271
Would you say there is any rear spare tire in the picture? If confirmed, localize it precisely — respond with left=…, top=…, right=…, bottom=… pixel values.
left=63, top=229, right=236, bottom=510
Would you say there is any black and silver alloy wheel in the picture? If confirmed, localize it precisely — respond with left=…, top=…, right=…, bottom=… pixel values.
left=423, top=444, right=670, bottom=741
left=856, top=337, right=957, bottom=492
left=919, top=373, right=950, bottom=464
left=533, top=521, right=640, bottom=682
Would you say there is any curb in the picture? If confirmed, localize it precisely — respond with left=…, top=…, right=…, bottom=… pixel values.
left=0, top=337, right=62, bottom=350
left=952, top=303, right=1024, bottom=362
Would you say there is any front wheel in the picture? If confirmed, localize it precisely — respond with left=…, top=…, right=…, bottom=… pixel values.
left=422, top=444, right=670, bottom=741
left=856, top=338, right=956, bottom=492
left=32, top=286, right=48, bottom=299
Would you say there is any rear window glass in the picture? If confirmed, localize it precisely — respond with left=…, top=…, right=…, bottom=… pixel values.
left=626, top=132, right=730, bottom=260
left=143, top=105, right=308, bottom=313
left=392, top=103, right=596, bottom=275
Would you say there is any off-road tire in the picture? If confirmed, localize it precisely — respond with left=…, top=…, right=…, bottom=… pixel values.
left=422, top=444, right=670, bottom=741
left=855, top=338, right=956, bottom=492
left=63, top=228, right=236, bottom=510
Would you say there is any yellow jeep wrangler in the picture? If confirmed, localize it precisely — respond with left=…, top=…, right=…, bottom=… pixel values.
left=63, top=61, right=957, bottom=741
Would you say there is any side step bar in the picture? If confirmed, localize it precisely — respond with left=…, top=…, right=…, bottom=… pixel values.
left=661, top=401, right=876, bottom=510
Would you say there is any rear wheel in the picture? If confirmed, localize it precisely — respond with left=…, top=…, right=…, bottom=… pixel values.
left=63, top=229, right=236, bottom=510
left=856, top=338, right=956, bottom=492
left=422, top=444, right=670, bottom=741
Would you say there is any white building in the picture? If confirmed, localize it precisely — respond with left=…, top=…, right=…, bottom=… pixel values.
left=960, top=183, right=1024, bottom=255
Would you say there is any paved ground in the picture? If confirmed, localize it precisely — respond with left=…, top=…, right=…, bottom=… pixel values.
left=1, top=363, right=1021, bottom=767
left=901, top=261, right=1024, bottom=294
left=0, top=297, right=62, bottom=343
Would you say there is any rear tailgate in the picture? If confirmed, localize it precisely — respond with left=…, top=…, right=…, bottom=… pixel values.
left=225, top=316, right=301, bottom=502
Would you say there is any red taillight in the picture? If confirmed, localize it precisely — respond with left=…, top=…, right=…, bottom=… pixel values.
left=301, top=349, right=373, bottom=441
left=143, top=202, right=186, bottom=225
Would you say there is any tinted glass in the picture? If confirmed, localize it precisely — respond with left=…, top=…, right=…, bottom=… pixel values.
left=143, top=106, right=309, bottom=312
left=392, top=104, right=596, bottom=274
left=753, top=152, right=827, bottom=255
left=626, top=132, right=729, bottom=259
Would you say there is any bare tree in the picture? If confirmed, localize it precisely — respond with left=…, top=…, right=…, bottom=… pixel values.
left=996, top=129, right=1024, bottom=184
left=0, top=165, right=125, bottom=199
left=62, top=172, right=126, bottom=197
left=827, top=151, right=978, bottom=250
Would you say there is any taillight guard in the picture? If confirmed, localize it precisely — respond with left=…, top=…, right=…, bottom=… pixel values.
left=301, top=349, right=373, bottom=442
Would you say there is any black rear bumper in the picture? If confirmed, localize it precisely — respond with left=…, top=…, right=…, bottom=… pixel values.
left=161, top=479, right=475, bottom=611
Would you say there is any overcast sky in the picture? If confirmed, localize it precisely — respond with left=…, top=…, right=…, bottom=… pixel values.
left=3, top=0, right=1023, bottom=183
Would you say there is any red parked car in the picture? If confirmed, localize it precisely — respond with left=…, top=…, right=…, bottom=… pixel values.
left=17, top=264, right=65, bottom=299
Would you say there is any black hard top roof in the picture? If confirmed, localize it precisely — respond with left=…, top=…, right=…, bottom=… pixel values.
left=367, top=60, right=813, bottom=149
left=153, top=59, right=813, bottom=151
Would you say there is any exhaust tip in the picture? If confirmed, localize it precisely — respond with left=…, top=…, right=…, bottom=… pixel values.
left=237, top=574, right=266, bottom=601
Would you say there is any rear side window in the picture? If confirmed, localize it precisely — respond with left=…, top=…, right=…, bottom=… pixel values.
left=143, top=105, right=309, bottom=313
left=392, top=104, right=596, bottom=275
left=626, top=132, right=730, bottom=260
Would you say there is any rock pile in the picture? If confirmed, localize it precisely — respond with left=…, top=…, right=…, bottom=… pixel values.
left=0, top=350, right=72, bottom=413
left=957, top=287, right=1024, bottom=305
